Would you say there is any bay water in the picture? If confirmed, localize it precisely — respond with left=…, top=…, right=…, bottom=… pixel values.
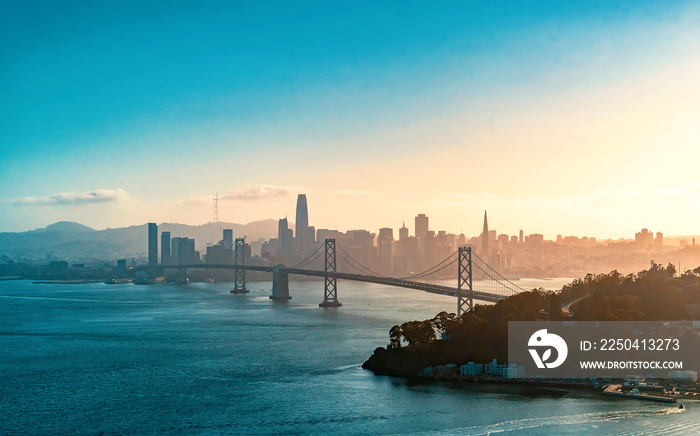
left=1, top=279, right=697, bottom=435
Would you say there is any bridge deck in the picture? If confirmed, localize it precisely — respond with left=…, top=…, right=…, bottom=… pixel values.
left=147, top=264, right=507, bottom=303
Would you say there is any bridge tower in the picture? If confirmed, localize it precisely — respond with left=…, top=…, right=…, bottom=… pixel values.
left=319, top=239, right=342, bottom=307
left=457, top=246, right=473, bottom=317
left=230, top=238, right=249, bottom=294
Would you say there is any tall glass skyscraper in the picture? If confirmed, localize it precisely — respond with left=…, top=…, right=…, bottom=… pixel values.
left=295, top=194, right=310, bottom=256
left=295, top=194, right=309, bottom=234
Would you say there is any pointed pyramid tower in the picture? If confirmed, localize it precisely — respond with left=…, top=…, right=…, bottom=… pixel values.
left=481, top=210, right=489, bottom=256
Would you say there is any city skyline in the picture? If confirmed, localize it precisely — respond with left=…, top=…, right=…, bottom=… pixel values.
left=5, top=191, right=700, bottom=287
left=4, top=200, right=700, bottom=243
left=3, top=1, right=700, bottom=238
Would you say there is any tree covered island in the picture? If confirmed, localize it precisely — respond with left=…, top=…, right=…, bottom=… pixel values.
left=363, top=263, right=700, bottom=378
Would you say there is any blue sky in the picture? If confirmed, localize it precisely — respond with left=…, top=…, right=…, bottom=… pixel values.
left=2, top=1, right=700, bottom=237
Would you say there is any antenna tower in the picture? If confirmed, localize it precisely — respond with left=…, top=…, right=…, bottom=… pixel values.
left=213, top=192, right=219, bottom=223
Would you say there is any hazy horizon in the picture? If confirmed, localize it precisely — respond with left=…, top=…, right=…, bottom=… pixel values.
left=3, top=1, right=700, bottom=239
left=7, top=213, right=700, bottom=245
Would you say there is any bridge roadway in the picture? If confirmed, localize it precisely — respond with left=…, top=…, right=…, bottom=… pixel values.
left=151, top=264, right=507, bottom=303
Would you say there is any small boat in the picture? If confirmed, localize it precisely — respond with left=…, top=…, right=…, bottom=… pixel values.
left=679, top=403, right=685, bottom=410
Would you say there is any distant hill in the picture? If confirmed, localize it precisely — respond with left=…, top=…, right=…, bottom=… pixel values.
left=41, top=221, right=96, bottom=233
left=0, top=220, right=282, bottom=261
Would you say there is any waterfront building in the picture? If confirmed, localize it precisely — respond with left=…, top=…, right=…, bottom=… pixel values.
left=505, top=364, right=526, bottom=379
left=117, top=259, right=127, bottom=277
left=460, top=362, right=484, bottom=376
left=484, top=359, right=525, bottom=378
left=485, top=359, right=501, bottom=376
left=668, top=370, right=698, bottom=382
left=49, top=261, right=69, bottom=276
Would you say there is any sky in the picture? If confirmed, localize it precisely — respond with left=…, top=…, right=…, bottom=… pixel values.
left=2, top=0, right=700, bottom=239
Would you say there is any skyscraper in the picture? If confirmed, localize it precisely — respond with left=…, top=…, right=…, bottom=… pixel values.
left=148, top=223, right=158, bottom=272
left=295, top=194, right=309, bottom=234
left=161, top=231, right=171, bottom=264
left=399, top=221, right=409, bottom=241
left=378, top=227, right=395, bottom=274
left=415, top=214, right=429, bottom=244
left=295, top=194, right=309, bottom=255
left=655, top=232, right=664, bottom=249
left=481, top=211, right=489, bottom=256
left=276, top=217, right=293, bottom=257
left=278, top=217, right=289, bottom=240
left=223, top=229, right=233, bottom=250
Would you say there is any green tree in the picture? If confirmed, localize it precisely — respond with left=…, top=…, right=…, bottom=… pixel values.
left=431, top=311, right=458, bottom=337
left=388, top=325, right=402, bottom=349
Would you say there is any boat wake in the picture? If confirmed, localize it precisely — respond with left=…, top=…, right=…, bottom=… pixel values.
left=400, top=407, right=691, bottom=435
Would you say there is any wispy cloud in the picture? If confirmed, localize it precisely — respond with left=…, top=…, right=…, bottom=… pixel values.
left=655, top=182, right=700, bottom=196
left=523, top=189, right=642, bottom=206
left=172, top=195, right=212, bottom=206
left=335, top=189, right=378, bottom=198
left=442, top=192, right=496, bottom=202
left=221, top=184, right=303, bottom=201
left=10, top=189, right=128, bottom=206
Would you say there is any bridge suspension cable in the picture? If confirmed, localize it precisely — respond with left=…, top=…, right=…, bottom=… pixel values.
left=281, top=239, right=526, bottom=304
left=334, top=243, right=460, bottom=284
left=396, top=251, right=459, bottom=280
left=471, top=252, right=527, bottom=296
left=335, top=244, right=390, bottom=278
left=287, top=243, right=325, bottom=269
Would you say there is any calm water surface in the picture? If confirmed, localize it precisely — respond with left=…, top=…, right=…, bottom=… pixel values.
left=1, top=279, right=697, bottom=435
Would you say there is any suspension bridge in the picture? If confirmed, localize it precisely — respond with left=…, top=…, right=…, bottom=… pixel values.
left=148, top=238, right=527, bottom=315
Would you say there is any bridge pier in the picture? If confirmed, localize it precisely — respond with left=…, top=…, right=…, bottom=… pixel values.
left=270, top=265, right=292, bottom=300
left=319, top=239, right=342, bottom=307
left=230, top=238, right=250, bottom=294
